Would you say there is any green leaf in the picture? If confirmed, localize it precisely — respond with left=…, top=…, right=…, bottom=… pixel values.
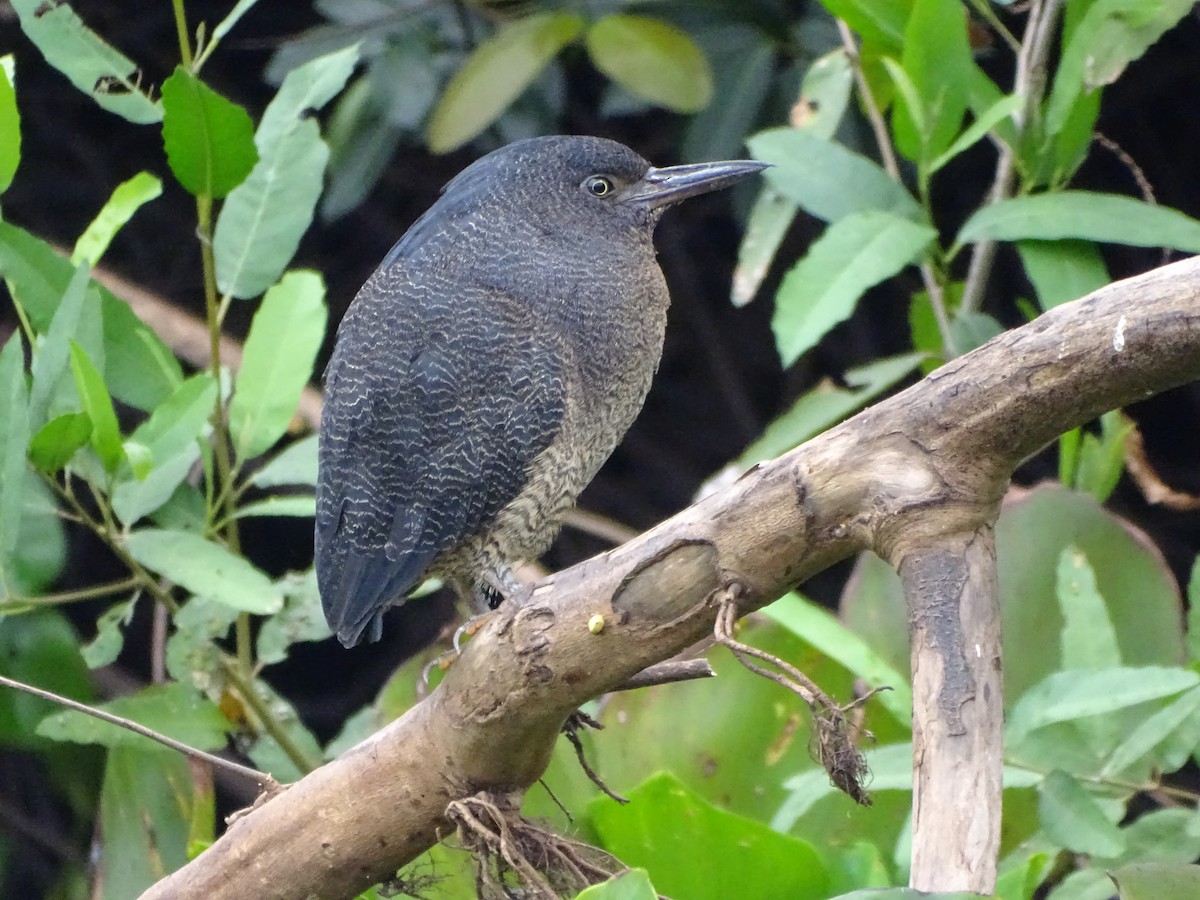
left=748, top=128, right=923, bottom=224
left=1016, top=239, right=1109, bottom=310
left=1007, top=666, right=1198, bottom=746
left=765, top=592, right=912, bottom=725
left=127, top=373, right=218, bottom=467
left=0, top=57, right=20, bottom=194
left=213, top=45, right=358, bottom=298
left=0, top=611, right=95, bottom=748
left=10, top=0, right=161, bottom=124
left=956, top=192, right=1200, bottom=253
left=81, top=598, right=137, bottom=669
left=1188, top=556, right=1200, bottom=664
left=928, top=93, right=1022, bottom=175
left=160, top=68, right=257, bottom=199
left=95, top=747, right=193, bottom=899
left=1045, top=0, right=1193, bottom=138
left=238, top=678, right=322, bottom=781
left=1101, top=686, right=1200, bottom=778
left=772, top=210, right=936, bottom=366
left=72, top=172, right=163, bottom=265
left=1073, top=410, right=1133, bottom=504
left=817, top=0, right=911, bottom=49
left=111, top=444, right=200, bottom=527
left=27, top=261, right=91, bottom=430
left=125, top=529, right=283, bottom=614
left=1110, top=861, right=1200, bottom=900
left=586, top=15, right=712, bottom=114
left=37, top=682, right=230, bottom=751
left=0, top=222, right=183, bottom=411
left=576, top=869, right=657, bottom=900
left=0, top=334, right=31, bottom=575
left=427, top=13, right=584, bottom=154
left=69, top=340, right=124, bottom=473
left=1057, top=546, right=1122, bottom=671
left=891, top=0, right=972, bottom=163
left=231, top=495, right=316, bottom=520
left=1038, top=769, right=1126, bottom=857
left=249, top=433, right=318, bottom=489
left=2, top=474, right=66, bottom=598
left=732, top=353, right=923, bottom=468
left=790, top=49, right=854, bottom=140
left=591, top=772, right=831, bottom=899
left=228, top=270, right=326, bottom=460
left=28, top=412, right=92, bottom=474
left=256, top=569, right=331, bottom=665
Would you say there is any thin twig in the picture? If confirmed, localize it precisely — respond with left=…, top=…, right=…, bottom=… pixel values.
left=220, top=659, right=323, bottom=775
left=0, top=576, right=139, bottom=610
left=612, top=658, right=715, bottom=691
left=960, top=0, right=1063, bottom=314
left=562, top=712, right=628, bottom=804
left=0, top=673, right=277, bottom=791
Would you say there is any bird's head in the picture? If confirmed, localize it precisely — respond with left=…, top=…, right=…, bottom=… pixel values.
left=439, top=135, right=769, bottom=235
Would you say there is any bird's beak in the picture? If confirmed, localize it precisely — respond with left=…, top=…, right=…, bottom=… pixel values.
left=622, top=159, right=771, bottom=209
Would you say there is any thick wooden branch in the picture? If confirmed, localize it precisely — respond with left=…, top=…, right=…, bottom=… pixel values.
left=141, top=256, right=1200, bottom=899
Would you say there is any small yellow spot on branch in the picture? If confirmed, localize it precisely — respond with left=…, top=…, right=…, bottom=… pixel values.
left=587, top=614, right=606, bottom=634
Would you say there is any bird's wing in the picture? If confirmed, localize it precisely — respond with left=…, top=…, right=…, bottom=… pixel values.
left=315, top=280, right=566, bottom=646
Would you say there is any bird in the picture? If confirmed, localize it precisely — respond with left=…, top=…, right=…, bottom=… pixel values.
left=315, top=135, right=767, bottom=647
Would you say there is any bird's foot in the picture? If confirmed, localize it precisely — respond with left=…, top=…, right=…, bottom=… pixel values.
left=452, top=611, right=496, bottom=654
left=476, top=565, right=523, bottom=611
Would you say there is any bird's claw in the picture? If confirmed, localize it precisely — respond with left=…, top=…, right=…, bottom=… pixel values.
left=452, top=610, right=496, bottom=654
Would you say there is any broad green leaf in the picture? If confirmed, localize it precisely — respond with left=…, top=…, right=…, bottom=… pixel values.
left=732, top=353, right=922, bottom=468
left=817, top=0, right=911, bottom=49
left=96, top=747, right=193, bottom=899
left=164, top=596, right=239, bottom=685
left=228, top=270, right=327, bottom=460
left=125, top=529, right=283, bottom=614
left=427, top=13, right=584, bottom=153
left=1057, top=546, right=1122, bottom=671
left=576, top=869, right=656, bottom=900
left=72, top=172, right=163, bottom=265
left=28, top=412, right=92, bottom=474
left=249, top=433, right=318, bottom=489
left=37, top=682, right=230, bottom=751
left=956, top=192, right=1200, bottom=254
left=2, top=474, right=66, bottom=598
left=238, top=678, right=322, bottom=781
left=231, top=495, right=316, bottom=520
left=0, top=610, right=95, bottom=747
left=256, top=569, right=331, bottom=665
left=1016, top=239, right=1109, bottom=310
left=111, top=445, right=200, bottom=527
left=891, top=0, right=972, bottom=163
left=1101, top=686, right=1200, bottom=778
left=591, top=772, right=831, bottom=899
left=0, top=222, right=182, bottom=410
left=214, top=45, right=358, bottom=298
left=732, top=51, right=851, bottom=306
left=586, top=15, right=712, bottom=113
left=160, top=69, right=257, bottom=198
left=1038, top=769, right=1125, bottom=857
left=10, top=0, right=161, bottom=123
left=0, top=334, right=31, bottom=576
left=772, top=210, right=936, bottom=366
left=27, top=261, right=91, bottom=430
left=0, top=58, right=19, bottom=194
left=748, top=128, right=922, bottom=223
left=765, top=592, right=912, bottom=725
left=1046, top=0, right=1193, bottom=138
left=928, top=93, right=1022, bottom=175
left=1007, top=667, right=1198, bottom=746
left=1110, top=861, right=1200, bottom=900
left=69, top=340, right=124, bottom=473
left=81, top=598, right=137, bottom=669
left=127, top=373, right=217, bottom=466
left=1188, top=556, right=1200, bottom=663
left=1073, top=410, right=1134, bottom=504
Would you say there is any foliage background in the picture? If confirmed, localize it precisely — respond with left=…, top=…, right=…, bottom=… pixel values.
left=1, top=1, right=1200, bottom=898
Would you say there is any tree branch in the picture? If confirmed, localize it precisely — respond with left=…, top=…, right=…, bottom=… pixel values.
left=140, top=256, right=1200, bottom=899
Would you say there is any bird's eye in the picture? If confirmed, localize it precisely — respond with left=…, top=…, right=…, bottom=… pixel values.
left=583, top=175, right=614, bottom=197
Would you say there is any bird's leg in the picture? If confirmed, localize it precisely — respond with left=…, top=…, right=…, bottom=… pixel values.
left=452, top=565, right=524, bottom=653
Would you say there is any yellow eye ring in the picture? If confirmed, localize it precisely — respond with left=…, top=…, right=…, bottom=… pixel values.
left=584, top=175, right=614, bottom=197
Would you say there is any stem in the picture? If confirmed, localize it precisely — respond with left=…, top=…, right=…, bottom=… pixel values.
left=0, top=576, right=139, bottom=610
left=171, top=0, right=194, bottom=68
left=221, top=660, right=322, bottom=775
left=0, top=673, right=274, bottom=789
left=959, top=0, right=1063, bottom=314
left=836, top=20, right=958, bottom=356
